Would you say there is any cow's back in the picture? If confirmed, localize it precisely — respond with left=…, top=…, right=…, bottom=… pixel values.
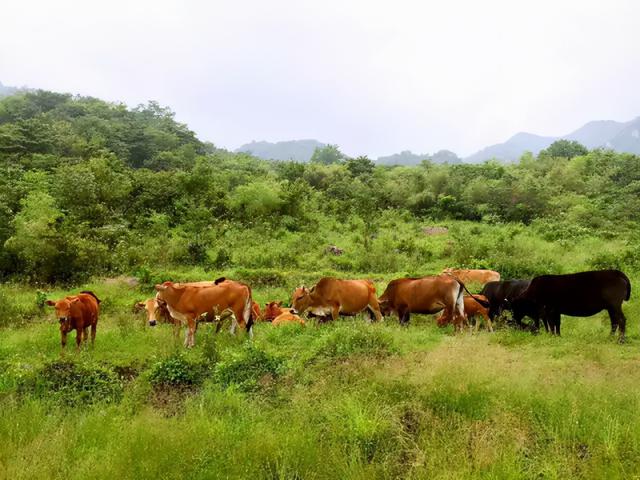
left=527, top=270, right=629, bottom=315
left=76, top=293, right=100, bottom=325
left=382, top=276, right=457, bottom=313
left=312, top=278, right=373, bottom=313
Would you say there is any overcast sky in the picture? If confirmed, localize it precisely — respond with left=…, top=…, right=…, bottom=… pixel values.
left=2, top=0, right=639, bottom=157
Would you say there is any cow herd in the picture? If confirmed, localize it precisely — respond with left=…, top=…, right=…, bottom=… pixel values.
left=44, top=268, right=632, bottom=350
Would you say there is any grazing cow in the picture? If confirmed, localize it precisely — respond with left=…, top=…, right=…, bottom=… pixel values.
left=45, top=291, right=101, bottom=350
left=511, top=270, right=631, bottom=341
left=437, top=295, right=493, bottom=332
left=272, top=311, right=305, bottom=326
left=480, top=280, right=531, bottom=321
left=291, top=278, right=382, bottom=322
left=442, top=268, right=501, bottom=286
left=155, top=279, right=253, bottom=347
left=379, top=275, right=467, bottom=329
left=263, top=301, right=296, bottom=322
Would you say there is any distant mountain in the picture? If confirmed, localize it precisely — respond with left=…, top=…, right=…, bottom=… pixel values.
left=376, top=150, right=428, bottom=166
left=465, top=117, right=640, bottom=163
left=564, top=120, right=628, bottom=148
left=465, top=132, right=557, bottom=163
left=236, top=139, right=326, bottom=162
left=376, top=149, right=461, bottom=166
left=607, top=117, right=640, bottom=153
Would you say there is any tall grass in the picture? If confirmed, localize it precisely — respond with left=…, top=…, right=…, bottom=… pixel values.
left=1, top=220, right=639, bottom=479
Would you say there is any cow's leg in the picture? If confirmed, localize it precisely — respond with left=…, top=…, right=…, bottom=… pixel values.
left=368, top=297, right=383, bottom=322
left=331, top=304, right=340, bottom=322
left=75, top=329, right=83, bottom=350
left=484, top=312, right=493, bottom=333
left=60, top=332, right=67, bottom=350
left=547, top=311, right=560, bottom=336
left=398, top=307, right=410, bottom=326
left=90, top=324, right=97, bottom=347
left=608, top=306, right=626, bottom=343
left=230, top=317, right=238, bottom=335
left=83, top=327, right=90, bottom=347
left=608, top=308, right=619, bottom=336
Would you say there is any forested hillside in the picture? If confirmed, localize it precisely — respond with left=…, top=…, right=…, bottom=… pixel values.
left=1, top=90, right=639, bottom=284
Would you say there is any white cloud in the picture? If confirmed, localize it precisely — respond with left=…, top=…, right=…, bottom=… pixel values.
left=1, top=0, right=639, bottom=157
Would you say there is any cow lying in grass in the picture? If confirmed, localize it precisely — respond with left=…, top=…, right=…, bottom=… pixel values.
left=272, top=311, right=305, bottom=326
left=263, top=301, right=296, bottom=322
left=46, top=291, right=101, bottom=350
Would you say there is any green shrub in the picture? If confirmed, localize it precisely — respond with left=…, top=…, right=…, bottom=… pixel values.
left=22, top=360, right=123, bottom=406
left=214, top=344, right=284, bottom=392
left=148, top=354, right=206, bottom=388
left=234, top=268, right=287, bottom=287
left=306, top=325, right=397, bottom=364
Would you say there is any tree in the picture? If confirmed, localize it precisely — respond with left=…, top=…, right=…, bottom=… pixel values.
left=540, top=140, right=588, bottom=159
left=4, top=192, right=63, bottom=279
left=309, top=144, right=345, bottom=165
left=346, top=155, right=375, bottom=177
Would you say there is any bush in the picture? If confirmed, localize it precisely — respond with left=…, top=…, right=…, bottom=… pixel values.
left=148, top=354, right=206, bottom=388
left=22, top=360, right=123, bottom=406
left=306, top=325, right=397, bottom=364
left=214, top=344, right=284, bottom=392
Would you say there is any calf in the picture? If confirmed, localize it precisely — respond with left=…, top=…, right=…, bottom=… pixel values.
left=437, top=295, right=493, bottom=332
left=46, top=291, right=101, bottom=350
left=263, top=301, right=296, bottom=322
left=272, top=311, right=305, bottom=326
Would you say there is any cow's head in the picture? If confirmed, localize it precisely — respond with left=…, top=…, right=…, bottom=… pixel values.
left=45, top=297, right=79, bottom=333
left=134, top=298, right=160, bottom=326
left=378, top=298, right=393, bottom=317
left=291, top=286, right=311, bottom=313
left=263, top=301, right=284, bottom=322
left=509, top=296, right=537, bottom=324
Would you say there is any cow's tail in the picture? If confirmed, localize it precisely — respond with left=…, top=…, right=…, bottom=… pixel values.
left=243, top=287, right=254, bottom=336
left=445, top=274, right=491, bottom=308
left=454, top=281, right=465, bottom=322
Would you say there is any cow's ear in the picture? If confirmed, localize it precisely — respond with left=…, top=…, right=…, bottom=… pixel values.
left=70, top=298, right=81, bottom=304
left=45, top=300, right=55, bottom=307
left=277, top=300, right=283, bottom=306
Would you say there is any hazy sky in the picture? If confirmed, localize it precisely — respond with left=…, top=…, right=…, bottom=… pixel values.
left=2, top=0, right=639, bottom=157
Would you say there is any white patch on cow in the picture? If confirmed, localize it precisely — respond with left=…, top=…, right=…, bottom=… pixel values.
left=310, top=306, right=332, bottom=316
left=230, top=319, right=238, bottom=335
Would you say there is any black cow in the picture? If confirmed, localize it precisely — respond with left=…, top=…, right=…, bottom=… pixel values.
left=480, top=279, right=531, bottom=321
left=511, top=270, right=631, bottom=341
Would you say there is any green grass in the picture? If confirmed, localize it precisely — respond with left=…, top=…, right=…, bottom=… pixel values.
left=0, top=271, right=639, bottom=479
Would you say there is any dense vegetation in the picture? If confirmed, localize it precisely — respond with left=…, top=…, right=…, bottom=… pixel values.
left=1, top=90, right=639, bottom=284
left=1, top=90, right=640, bottom=479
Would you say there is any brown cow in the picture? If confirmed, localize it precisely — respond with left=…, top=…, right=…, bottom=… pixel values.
left=263, top=301, right=296, bottom=322
left=442, top=268, right=500, bottom=285
left=155, top=279, right=253, bottom=347
left=45, top=291, right=101, bottom=350
left=291, top=278, right=382, bottom=322
left=272, top=311, right=305, bottom=326
left=379, top=275, right=466, bottom=329
left=437, top=294, right=493, bottom=332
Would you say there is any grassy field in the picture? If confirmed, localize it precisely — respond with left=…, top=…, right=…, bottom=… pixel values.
left=1, top=273, right=639, bottom=480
